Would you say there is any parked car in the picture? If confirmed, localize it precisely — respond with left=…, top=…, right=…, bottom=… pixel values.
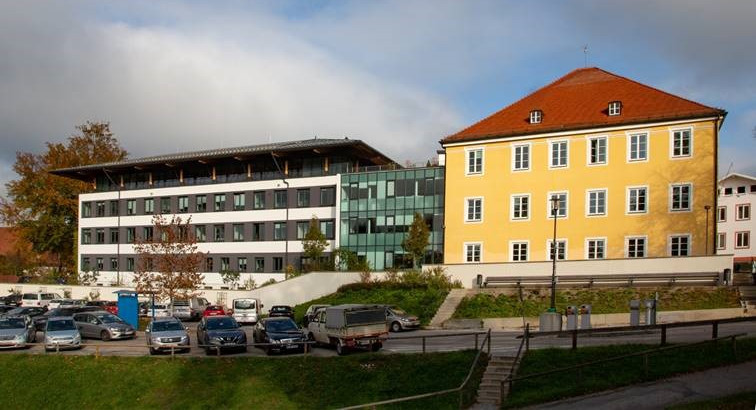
left=0, top=305, right=15, bottom=315
left=169, top=300, right=193, bottom=321
left=44, top=316, right=82, bottom=351
left=268, top=305, right=294, bottom=319
left=0, top=316, right=36, bottom=348
left=196, top=316, right=246, bottom=355
left=188, top=297, right=210, bottom=320
left=86, top=301, right=118, bottom=315
left=73, top=311, right=136, bottom=341
left=253, top=317, right=306, bottom=355
left=60, top=299, right=87, bottom=308
left=2, top=306, right=47, bottom=319
left=34, top=306, right=103, bottom=331
left=21, top=292, right=60, bottom=308
left=146, top=317, right=190, bottom=355
left=48, top=299, right=69, bottom=310
left=230, top=298, right=263, bottom=325
left=302, top=304, right=330, bottom=327
left=0, top=294, right=22, bottom=307
left=203, top=305, right=227, bottom=317
left=385, top=306, right=421, bottom=332
left=144, top=303, right=171, bottom=318
left=307, top=304, right=387, bottom=355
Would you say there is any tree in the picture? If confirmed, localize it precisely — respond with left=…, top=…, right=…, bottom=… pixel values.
left=402, top=212, right=430, bottom=269
left=302, top=216, right=328, bottom=271
left=0, top=122, right=128, bottom=281
left=133, top=215, right=206, bottom=307
left=219, top=269, right=240, bottom=289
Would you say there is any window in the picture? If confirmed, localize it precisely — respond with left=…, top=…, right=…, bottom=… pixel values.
left=126, top=200, right=136, bottom=215
left=670, top=184, right=691, bottom=211
left=142, top=227, right=153, bottom=242
left=465, top=197, right=483, bottom=222
left=466, top=149, right=483, bottom=175
left=126, top=258, right=134, bottom=271
left=723, top=187, right=733, bottom=196
left=82, top=257, right=90, bottom=271
left=110, top=258, right=118, bottom=271
left=95, top=229, right=105, bottom=244
left=627, top=237, right=646, bottom=258
left=253, top=191, right=265, bottom=209
left=274, top=190, right=287, bottom=209
left=550, top=141, right=568, bottom=168
left=588, top=137, right=607, bottom=165
left=238, top=257, right=247, bottom=272
left=751, top=185, right=756, bottom=193
left=511, top=195, right=530, bottom=220
left=160, top=197, right=171, bottom=214
left=628, top=187, right=647, bottom=213
left=233, top=193, right=245, bottom=211
left=736, top=204, right=751, bottom=220
left=214, top=225, right=225, bottom=242
left=586, top=239, right=605, bottom=259
left=737, top=186, right=746, bottom=194
left=628, top=133, right=648, bottom=161
left=670, top=235, right=690, bottom=256
left=273, top=257, right=283, bottom=272
left=548, top=192, right=568, bottom=218
left=96, top=258, right=104, bottom=271
left=252, top=223, right=264, bottom=241
left=717, top=206, right=727, bottom=222
left=465, top=243, right=481, bottom=263
left=178, top=196, right=188, bottom=213
left=529, top=110, right=542, bottom=124
left=82, top=202, right=91, bottom=218
left=547, top=240, right=566, bottom=260
left=296, top=221, right=309, bottom=240
left=735, top=231, right=750, bottom=249
left=297, top=189, right=310, bottom=207
left=320, top=187, right=335, bottom=206
left=220, top=257, right=230, bottom=271
left=110, top=229, right=119, bottom=244
left=126, top=228, right=135, bottom=243
left=205, top=258, right=214, bottom=272
left=320, top=220, right=335, bottom=239
left=233, top=224, right=244, bottom=241
left=109, top=200, right=119, bottom=216
left=608, top=101, right=622, bottom=116
left=671, top=129, right=691, bottom=157
left=195, top=195, right=207, bottom=212
left=195, top=225, right=206, bottom=242
left=214, top=194, right=226, bottom=212
left=81, top=229, right=91, bottom=244
left=274, top=222, right=287, bottom=240
left=587, top=189, right=607, bottom=216
left=254, top=257, right=265, bottom=273
left=386, top=181, right=395, bottom=197
left=717, top=233, right=726, bottom=250
left=511, top=242, right=528, bottom=261
left=144, top=198, right=154, bottom=214
left=95, top=201, right=105, bottom=217
left=512, top=144, right=530, bottom=171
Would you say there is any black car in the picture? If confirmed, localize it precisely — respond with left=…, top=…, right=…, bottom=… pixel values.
left=2, top=306, right=46, bottom=319
left=196, top=316, right=246, bottom=355
left=0, top=294, right=22, bottom=307
left=34, top=306, right=104, bottom=331
left=253, top=317, right=306, bottom=355
left=268, top=305, right=294, bottom=319
left=0, top=305, right=15, bottom=314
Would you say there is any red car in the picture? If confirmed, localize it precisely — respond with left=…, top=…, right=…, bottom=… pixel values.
left=203, top=305, right=227, bottom=317
left=104, top=301, right=119, bottom=316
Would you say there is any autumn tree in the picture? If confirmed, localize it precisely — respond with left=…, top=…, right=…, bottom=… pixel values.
left=133, top=215, right=207, bottom=308
left=402, top=212, right=430, bottom=269
left=302, top=216, right=328, bottom=271
left=0, top=122, right=127, bottom=281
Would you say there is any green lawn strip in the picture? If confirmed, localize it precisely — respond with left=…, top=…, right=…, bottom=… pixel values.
left=0, top=350, right=479, bottom=409
left=293, top=284, right=449, bottom=325
left=504, top=337, right=756, bottom=408
left=453, top=287, right=741, bottom=319
left=666, top=390, right=756, bottom=410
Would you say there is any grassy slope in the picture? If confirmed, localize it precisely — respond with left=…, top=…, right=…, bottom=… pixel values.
left=454, top=287, right=741, bottom=318
left=0, top=351, right=481, bottom=409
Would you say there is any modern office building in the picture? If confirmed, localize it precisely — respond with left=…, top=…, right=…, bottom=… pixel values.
left=52, top=138, right=396, bottom=287
left=441, top=67, right=727, bottom=264
left=717, top=172, right=755, bottom=273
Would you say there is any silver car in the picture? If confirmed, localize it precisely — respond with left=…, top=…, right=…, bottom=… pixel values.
left=146, top=317, right=191, bottom=355
left=0, top=316, right=35, bottom=349
left=73, top=311, right=136, bottom=341
left=44, top=316, right=82, bottom=351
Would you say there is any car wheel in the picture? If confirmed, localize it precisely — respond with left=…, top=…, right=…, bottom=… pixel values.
left=205, top=346, right=212, bottom=356
left=149, top=347, right=157, bottom=355
left=390, top=322, right=402, bottom=333
left=371, top=342, right=382, bottom=352
left=101, top=330, right=111, bottom=341
left=265, top=346, right=273, bottom=356
left=336, top=340, right=346, bottom=356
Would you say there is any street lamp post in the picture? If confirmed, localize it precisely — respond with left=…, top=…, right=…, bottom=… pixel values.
left=704, top=205, right=711, bottom=255
left=549, top=195, right=560, bottom=312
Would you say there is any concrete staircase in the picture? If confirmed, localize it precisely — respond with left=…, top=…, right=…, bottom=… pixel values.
left=429, top=288, right=469, bottom=328
left=473, top=355, right=517, bottom=408
left=739, top=285, right=756, bottom=311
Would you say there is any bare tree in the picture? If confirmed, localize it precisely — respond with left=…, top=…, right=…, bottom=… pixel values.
left=133, top=215, right=206, bottom=308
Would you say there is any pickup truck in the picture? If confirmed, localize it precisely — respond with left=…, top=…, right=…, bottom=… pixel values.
left=307, top=304, right=388, bottom=355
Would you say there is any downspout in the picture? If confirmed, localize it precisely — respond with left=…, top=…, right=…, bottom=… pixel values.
left=712, top=113, right=725, bottom=256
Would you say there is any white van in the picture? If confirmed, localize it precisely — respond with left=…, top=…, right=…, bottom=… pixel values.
left=21, top=292, right=60, bottom=307
left=230, top=298, right=263, bottom=325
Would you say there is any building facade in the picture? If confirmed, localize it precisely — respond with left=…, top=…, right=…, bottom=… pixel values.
left=717, top=173, right=755, bottom=272
left=441, top=67, right=726, bottom=264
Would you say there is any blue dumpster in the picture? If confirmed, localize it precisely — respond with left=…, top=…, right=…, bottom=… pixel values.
left=113, top=290, right=139, bottom=329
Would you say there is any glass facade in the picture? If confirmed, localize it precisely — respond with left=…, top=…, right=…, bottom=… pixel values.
left=340, top=167, right=444, bottom=271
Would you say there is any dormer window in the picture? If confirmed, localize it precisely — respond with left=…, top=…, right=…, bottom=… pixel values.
left=529, top=110, right=542, bottom=124
left=608, top=101, right=622, bottom=116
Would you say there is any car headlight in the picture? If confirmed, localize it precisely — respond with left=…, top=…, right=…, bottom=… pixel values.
left=180, top=336, right=189, bottom=341
left=151, top=337, right=160, bottom=343
left=209, top=337, right=221, bottom=343
left=109, top=327, right=121, bottom=332
left=13, top=334, right=26, bottom=342
left=271, top=339, right=281, bottom=344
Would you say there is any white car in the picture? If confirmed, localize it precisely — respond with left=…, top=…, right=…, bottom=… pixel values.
left=21, top=293, right=61, bottom=308
left=147, top=304, right=171, bottom=318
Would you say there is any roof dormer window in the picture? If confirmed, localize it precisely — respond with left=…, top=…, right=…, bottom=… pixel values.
left=529, top=110, right=543, bottom=124
left=608, top=101, right=622, bottom=116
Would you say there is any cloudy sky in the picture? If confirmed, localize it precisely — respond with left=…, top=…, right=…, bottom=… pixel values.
left=1, top=0, right=755, bottom=198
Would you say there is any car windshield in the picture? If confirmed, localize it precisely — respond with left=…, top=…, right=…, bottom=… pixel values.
left=390, top=308, right=407, bottom=316
left=234, top=300, right=255, bottom=309
left=47, top=319, right=76, bottom=331
left=206, top=318, right=238, bottom=330
left=0, top=318, right=25, bottom=329
left=96, top=314, right=123, bottom=324
left=42, top=294, right=57, bottom=300
left=151, top=321, right=184, bottom=332
left=266, top=319, right=298, bottom=332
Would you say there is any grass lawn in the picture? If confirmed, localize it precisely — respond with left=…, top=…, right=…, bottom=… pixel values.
left=504, top=337, right=756, bottom=408
left=292, top=284, right=450, bottom=325
left=454, top=287, right=741, bottom=318
left=667, top=390, right=756, bottom=409
left=0, top=350, right=483, bottom=409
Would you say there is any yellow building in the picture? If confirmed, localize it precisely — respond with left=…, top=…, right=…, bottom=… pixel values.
left=441, top=68, right=726, bottom=264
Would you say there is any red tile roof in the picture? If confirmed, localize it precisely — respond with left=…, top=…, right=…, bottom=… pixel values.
left=442, top=67, right=726, bottom=144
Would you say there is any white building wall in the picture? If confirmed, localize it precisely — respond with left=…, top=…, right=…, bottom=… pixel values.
left=716, top=174, right=755, bottom=258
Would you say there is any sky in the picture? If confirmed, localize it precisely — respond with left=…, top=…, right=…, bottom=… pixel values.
left=1, top=0, right=755, bottom=199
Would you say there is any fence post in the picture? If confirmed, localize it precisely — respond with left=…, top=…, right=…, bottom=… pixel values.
left=731, top=335, right=737, bottom=359
left=95, top=345, right=100, bottom=358
left=171, top=346, right=175, bottom=359
left=525, top=323, right=530, bottom=352
left=712, top=322, right=719, bottom=339
left=571, top=330, right=578, bottom=350
left=661, top=324, right=667, bottom=346
left=475, top=333, right=479, bottom=350
left=422, top=337, right=426, bottom=354
left=487, top=328, right=491, bottom=356
left=643, top=353, right=649, bottom=379
left=216, top=346, right=220, bottom=357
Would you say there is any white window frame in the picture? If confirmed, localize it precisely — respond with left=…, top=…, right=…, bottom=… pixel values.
left=586, top=136, right=608, bottom=166
left=717, top=206, right=726, bottom=222
left=529, top=110, right=542, bottom=124
left=464, top=197, right=483, bottom=223
left=546, top=239, right=567, bottom=261
left=626, top=236, right=648, bottom=258
left=510, top=194, right=531, bottom=221
left=549, top=140, right=569, bottom=169
left=546, top=191, right=568, bottom=219
left=626, top=186, right=649, bottom=214
left=510, top=241, right=529, bottom=262
left=464, top=242, right=482, bottom=263
left=735, top=204, right=751, bottom=221
left=669, top=183, right=692, bottom=212
left=586, top=189, right=608, bottom=217
left=668, top=234, right=691, bottom=257
left=511, top=143, right=531, bottom=172
left=669, top=127, right=693, bottom=158
left=735, top=231, right=750, bottom=249
left=608, top=101, right=622, bottom=116
left=585, top=237, right=607, bottom=259
left=465, top=148, right=484, bottom=176
left=716, top=233, right=726, bottom=250
left=627, top=131, right=649, bottom=162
